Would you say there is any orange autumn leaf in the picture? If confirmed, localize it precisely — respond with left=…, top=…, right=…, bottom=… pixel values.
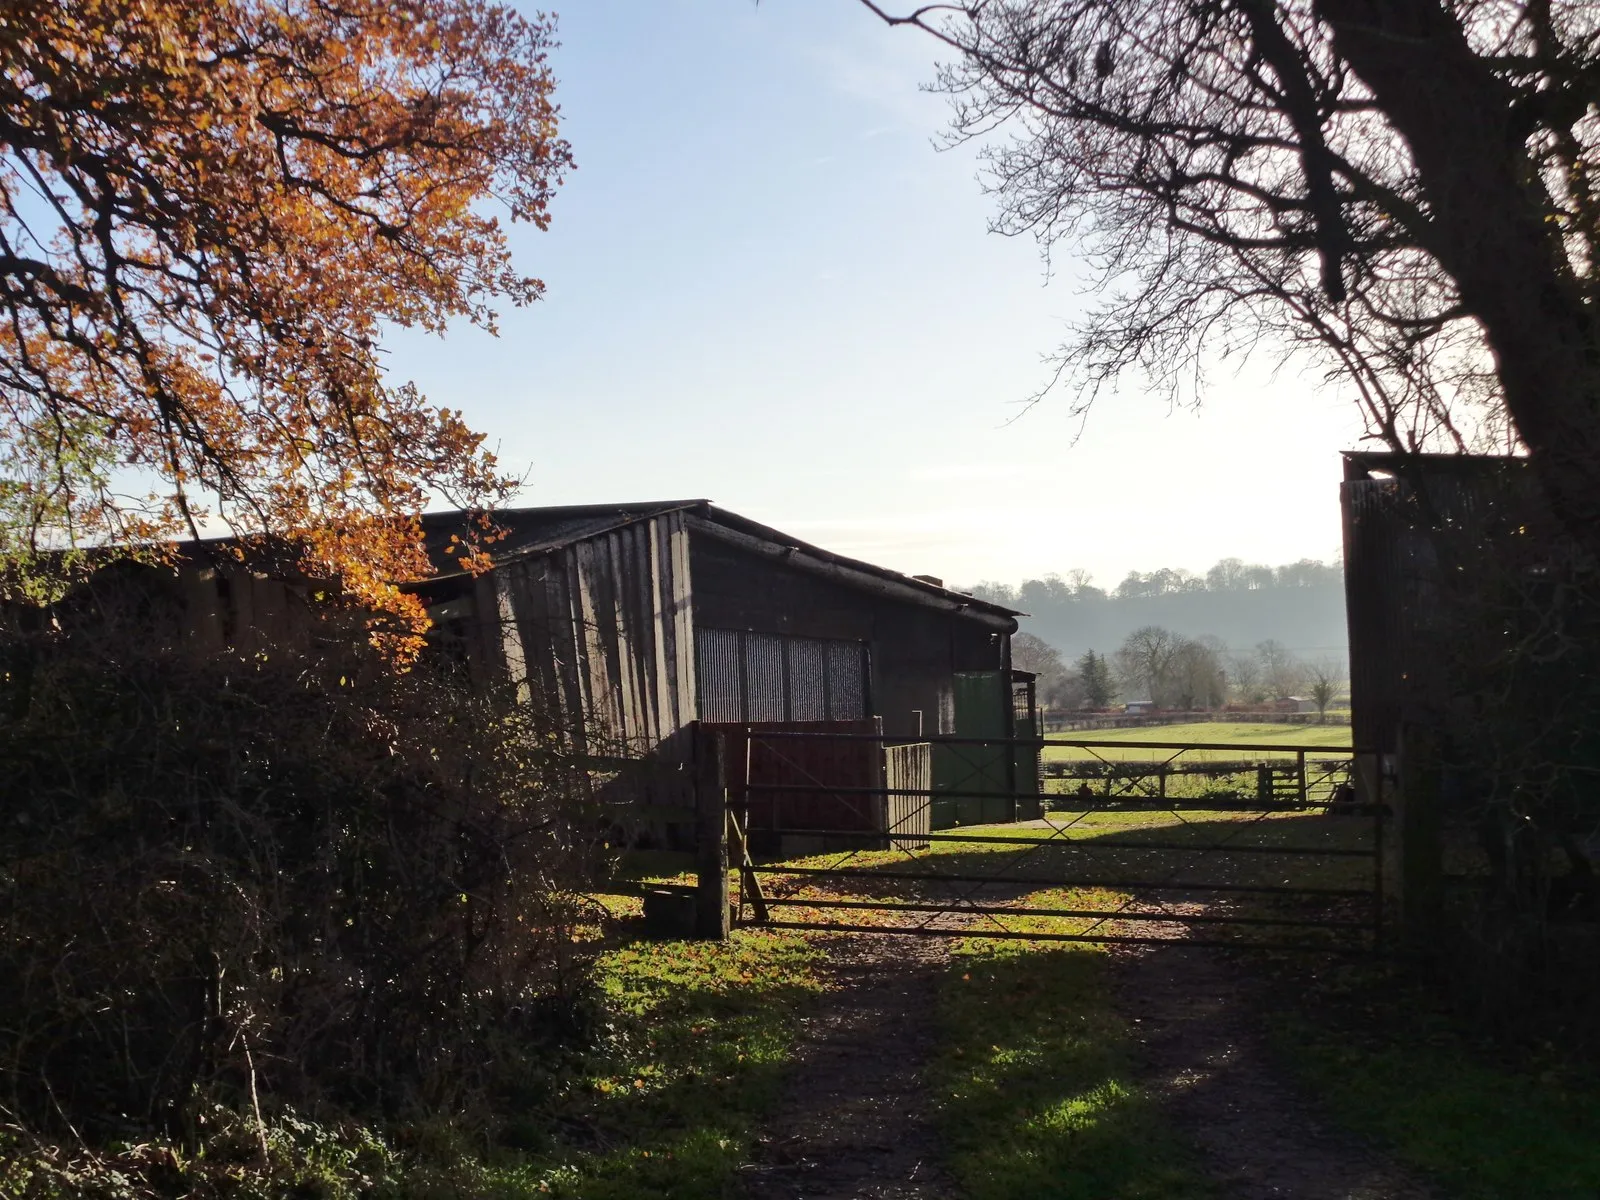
left=0, top=0, right=572, bottom=655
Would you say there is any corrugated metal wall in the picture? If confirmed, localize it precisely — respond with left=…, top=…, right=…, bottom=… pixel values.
left=694, top=628, right=869, bottom=725
left=485, top=509, right=698, bottom=760
left=883, top=742, right=932, bottom=850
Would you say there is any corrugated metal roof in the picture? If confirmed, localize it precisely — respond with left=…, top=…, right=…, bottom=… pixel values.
left=421, top=500, right=1023, bottom=619
left=694, top=504, right=1023, bottom=618
left=421, top=501, right=704, bottom=572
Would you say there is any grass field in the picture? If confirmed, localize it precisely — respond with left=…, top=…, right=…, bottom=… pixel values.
left=1042, top=721, right=1352, bottom=763
left=932, top=937, right=1213, bottom=1199
left=23, top=793, right=1594, bottom=1199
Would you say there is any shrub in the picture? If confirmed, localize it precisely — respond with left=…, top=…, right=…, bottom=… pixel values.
left=0, top=597, right=603, bottom=1147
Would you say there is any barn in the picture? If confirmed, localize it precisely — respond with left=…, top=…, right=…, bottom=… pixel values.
left=411, top=501, right=1035, bottom=851
left=95, top=500, right=1035, bottom=850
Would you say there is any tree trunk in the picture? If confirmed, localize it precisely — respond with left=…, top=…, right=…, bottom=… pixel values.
left=1317, top=0, right=1600, bottom=556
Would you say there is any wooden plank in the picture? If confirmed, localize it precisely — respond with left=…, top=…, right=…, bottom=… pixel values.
left=571, top=541, right=612, bottom=742
left=649, top=517, right=676, bottom=738
left=549, top=557, right=584, bottom=746
left=493, top=568, right=529, bottom=701
left=632, top=522, right=662, bottom=747
left=619, top=525, right=651, bottom=748
left=671, top=512, right=697, bottom=724
left=513, top=558, right=561, bottom=711
left=604, top=530, right=642, bottom=749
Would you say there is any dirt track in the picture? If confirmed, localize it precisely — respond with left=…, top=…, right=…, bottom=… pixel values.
left=739, top=929, right=1436, bottom=1200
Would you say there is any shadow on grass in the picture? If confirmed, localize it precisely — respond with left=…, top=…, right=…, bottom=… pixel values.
left=1268, top=954, right=1600, bottom=1200
left=757, top=812, right=1377, bottom=949
left=486, top=926, right=824, bottom=1200
left=933, top=944, right=1214, bottom=1200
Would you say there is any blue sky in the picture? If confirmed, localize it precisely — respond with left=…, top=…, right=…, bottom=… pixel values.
left=383, top=0, right=1367, bottom=589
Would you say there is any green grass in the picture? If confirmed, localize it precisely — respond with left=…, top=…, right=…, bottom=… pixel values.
left=0, top=922, right=824, bottom=1200
left=510, top=923, right=824, bottom=1199
left=752, top=811, right=1376, bottom=940
left=930, top=927, right=1213, bottom=1198
left=1269, top=960, right=1600, bottom=1200
left=1043, top=722, right=1351, bottom=762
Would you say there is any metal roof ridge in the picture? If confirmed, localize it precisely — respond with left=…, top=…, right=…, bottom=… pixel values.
left=692, top=504, right=1025, bottom=617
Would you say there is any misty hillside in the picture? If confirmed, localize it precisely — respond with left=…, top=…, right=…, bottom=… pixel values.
left=966, top=560, right=1348, bottom=665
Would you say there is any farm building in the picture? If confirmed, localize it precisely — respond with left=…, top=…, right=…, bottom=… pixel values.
left=53, top=500, right=1037, bottom=850
left=413, top=501, right=1037, bottom=850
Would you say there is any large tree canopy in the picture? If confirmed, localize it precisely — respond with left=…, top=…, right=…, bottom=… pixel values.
left=861, top=1, right=1600, bottom=556
left=0, top=0, right=570, bottom=645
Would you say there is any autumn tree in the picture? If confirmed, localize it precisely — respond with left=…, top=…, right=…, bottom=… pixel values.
left=858, top=1, right=1600, bottom=563
left=0, top=1, right=571, bottom=648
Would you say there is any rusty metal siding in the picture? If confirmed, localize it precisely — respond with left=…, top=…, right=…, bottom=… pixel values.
left=711, top=718, right=885, bottom=849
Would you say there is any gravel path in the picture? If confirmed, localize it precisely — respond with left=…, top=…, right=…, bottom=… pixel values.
left=737, top=902, right=1437, bottom=1199
left=738, top=934, right=957, bottom=1200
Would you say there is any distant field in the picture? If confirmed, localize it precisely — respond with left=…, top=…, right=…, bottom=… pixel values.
left=1042, top=721, right=1352, bottom=763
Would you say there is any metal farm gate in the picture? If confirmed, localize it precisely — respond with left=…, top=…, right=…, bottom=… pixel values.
left=694, top=729, right=1386, bottom=953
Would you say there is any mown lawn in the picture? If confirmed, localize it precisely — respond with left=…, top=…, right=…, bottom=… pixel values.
left=1042, top=721, right=1351, bottom=763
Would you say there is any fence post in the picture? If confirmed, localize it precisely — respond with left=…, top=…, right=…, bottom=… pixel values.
left=695, top=730, right=731, bottom=941
left=1296, top=750, right=1307, bottom=805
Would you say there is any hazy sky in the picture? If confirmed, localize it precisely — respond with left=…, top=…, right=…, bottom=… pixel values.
left=383, top=1, right=1369, bottom=590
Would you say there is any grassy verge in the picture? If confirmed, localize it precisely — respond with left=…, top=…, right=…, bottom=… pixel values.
left=1268, top=958, right=1600, bottom=1200
left=514, top=920, right=824, bottom=1199
left=0, top=919, right=824, bottom=1200
left=1042, top=721, right=1351, bottom=762
left=929, top=928, right=1213, bottom=1200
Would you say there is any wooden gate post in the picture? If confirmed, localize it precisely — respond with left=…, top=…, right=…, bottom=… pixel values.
left=694, top=729, right=731, bottom=941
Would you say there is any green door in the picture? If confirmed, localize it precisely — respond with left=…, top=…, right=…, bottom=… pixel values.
left=931, top=672, right=1014, bottom=827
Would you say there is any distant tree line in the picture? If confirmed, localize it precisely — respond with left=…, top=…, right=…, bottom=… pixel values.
left=1012, top=628, right=1344, bottom=719
left=971, top=557, right=1343, bottom=609
left=967, top=557, right=1349, bottom=669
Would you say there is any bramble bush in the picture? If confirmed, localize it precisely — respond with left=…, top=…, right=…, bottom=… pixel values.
left=0, top=586, right=604, bottom=1156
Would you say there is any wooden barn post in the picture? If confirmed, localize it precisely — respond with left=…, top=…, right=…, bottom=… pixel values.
left=695, top=727, right=731, bottom=941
